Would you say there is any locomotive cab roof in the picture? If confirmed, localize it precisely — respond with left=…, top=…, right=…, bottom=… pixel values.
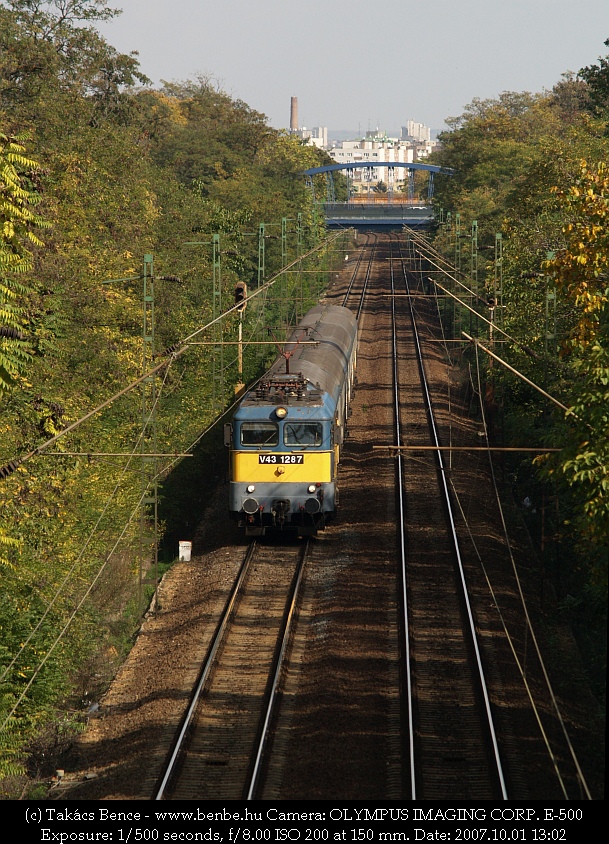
left=243, top=372, right=323, bottom=407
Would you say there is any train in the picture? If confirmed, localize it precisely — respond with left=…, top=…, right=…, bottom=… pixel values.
left=224, top=303, right=358, bottom=536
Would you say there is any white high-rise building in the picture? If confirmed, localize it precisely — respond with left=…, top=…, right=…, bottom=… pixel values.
left=292, top=125, right=329, bottom=149
left=310, top=126, right=328, bottom=148
left=402, top=121, right=431, bottom=143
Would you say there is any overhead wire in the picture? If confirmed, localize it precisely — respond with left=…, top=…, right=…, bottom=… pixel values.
left=404, top=225, right=540, bottom=359
left=450, top=341, right=570, bottom=797
left=0, top=363, right=258, bottom=731
left=472, top=345, right=592, bottom=800
left=406, top=225, right=491, bottom=304
left=403, top=239, right=572, bottom=419
left=1, top=315, right=288, bottom=726
left=430, top=255, right=571, bottom=797
left=0, top=363, right=175, bottom=698
left=403, top=236, right=508, bottom=799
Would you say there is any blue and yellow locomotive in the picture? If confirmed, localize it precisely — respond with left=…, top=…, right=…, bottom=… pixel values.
left=225, top=304, right=358, bottom=536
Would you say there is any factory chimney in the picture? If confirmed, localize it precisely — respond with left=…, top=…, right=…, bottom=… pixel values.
left=290, top=96, right=298, bottom=132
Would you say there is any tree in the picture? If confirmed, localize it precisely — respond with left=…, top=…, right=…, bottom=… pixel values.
left=578, top=38, right=609, bottom=116
left=0, top=1, right=148, bottom=127
left=547, top=160, right=609, bottom=347
left=542, top=161, right=609, bottom=561
left=0, top=5, right=340, bottom=788
left=0, top=131, right=48, bottom=393
left=550, top=72, right=591, bottom=123
left=432, top=92, right=553, bottom=242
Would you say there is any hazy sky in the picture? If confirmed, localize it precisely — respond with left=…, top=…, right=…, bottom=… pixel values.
left=96, top=0, right=609, bottom=135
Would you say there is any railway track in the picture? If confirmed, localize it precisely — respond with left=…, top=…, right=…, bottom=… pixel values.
left=154, top=539, right=309, bottom=800
left=340, top=231, right=376, bottom=314
left=338, top=233, right=507, bottom=797
left=390, top=235, right=507, bottom=799
left=152, top=237, right=384, bottom=801
left=401, top=228, right=595, bottom=801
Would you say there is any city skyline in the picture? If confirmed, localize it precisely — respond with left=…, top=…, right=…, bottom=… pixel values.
left=96, top=0, right=609, bottom=135
left=288, top=112, right=434, bottom=144
left=98, top=0, right=609, bottom=133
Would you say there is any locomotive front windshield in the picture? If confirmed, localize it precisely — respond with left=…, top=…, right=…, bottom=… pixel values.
left=284, top=422, right=323, bottom=446
left=240, top=422, right=278, bottom=446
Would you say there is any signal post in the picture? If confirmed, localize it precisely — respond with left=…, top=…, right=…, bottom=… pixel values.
left=234, top=281, right=247, bottom=394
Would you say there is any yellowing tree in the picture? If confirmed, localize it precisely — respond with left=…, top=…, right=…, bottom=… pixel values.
left=548, top=160, right=609, bottom=345
left=0, top=131, right=48, bottom=394
left=544, top=161, right=609, bottom=565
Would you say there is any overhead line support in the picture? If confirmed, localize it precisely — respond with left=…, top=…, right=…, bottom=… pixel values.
left=462, top=333, right=570, bottom=414
left=140, top=254, right=159, bottom=600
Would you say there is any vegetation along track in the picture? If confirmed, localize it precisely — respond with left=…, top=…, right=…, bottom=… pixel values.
left=154, top=539, right=309, bottom=800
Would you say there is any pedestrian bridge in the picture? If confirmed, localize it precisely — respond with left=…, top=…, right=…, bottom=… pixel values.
left=303, top=161, right=453, bottom=229
left=322, top=201, right=433, bottom=229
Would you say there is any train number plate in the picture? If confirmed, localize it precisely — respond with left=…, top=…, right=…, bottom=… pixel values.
left=259, top=454, right=304, bottom=464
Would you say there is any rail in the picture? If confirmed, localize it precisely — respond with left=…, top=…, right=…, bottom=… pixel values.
left=154, top=540, right=308, bottom=800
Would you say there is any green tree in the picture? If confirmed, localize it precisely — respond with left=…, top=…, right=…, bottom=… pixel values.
left=0, top=1, right=148, bottom=128
left=431, top=83, right=609, bottom=600
left=147, top=77, right=271, bottom=191
left=579, top=38, right=609, bottom=116
left=0, top=3, right=340, bottom=789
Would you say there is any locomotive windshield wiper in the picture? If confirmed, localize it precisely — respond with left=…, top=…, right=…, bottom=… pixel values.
left=257, top=435, right=277, bottom=450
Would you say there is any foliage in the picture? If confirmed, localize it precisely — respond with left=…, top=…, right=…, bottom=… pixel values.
left=0, top=0, right=339, bottom=786
left=546, top=161, right=609, bottom=346
left=539, top=161, right=609, bottom=561
left=578, top=38, right=609, bottom=116
left=0, top=131, right=48, bottom=393
left=433, top=91, right=563, bottom=247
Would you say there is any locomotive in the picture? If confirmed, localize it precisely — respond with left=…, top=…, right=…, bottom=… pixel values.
left=225, top=304, right=358, bottom=536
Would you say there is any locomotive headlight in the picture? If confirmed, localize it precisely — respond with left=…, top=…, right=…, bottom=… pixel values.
left=246, top=485, right=256, bottom=493
left=275, top=406, right=287, bottom=419
left=308, top=484, right=316, bottom=494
